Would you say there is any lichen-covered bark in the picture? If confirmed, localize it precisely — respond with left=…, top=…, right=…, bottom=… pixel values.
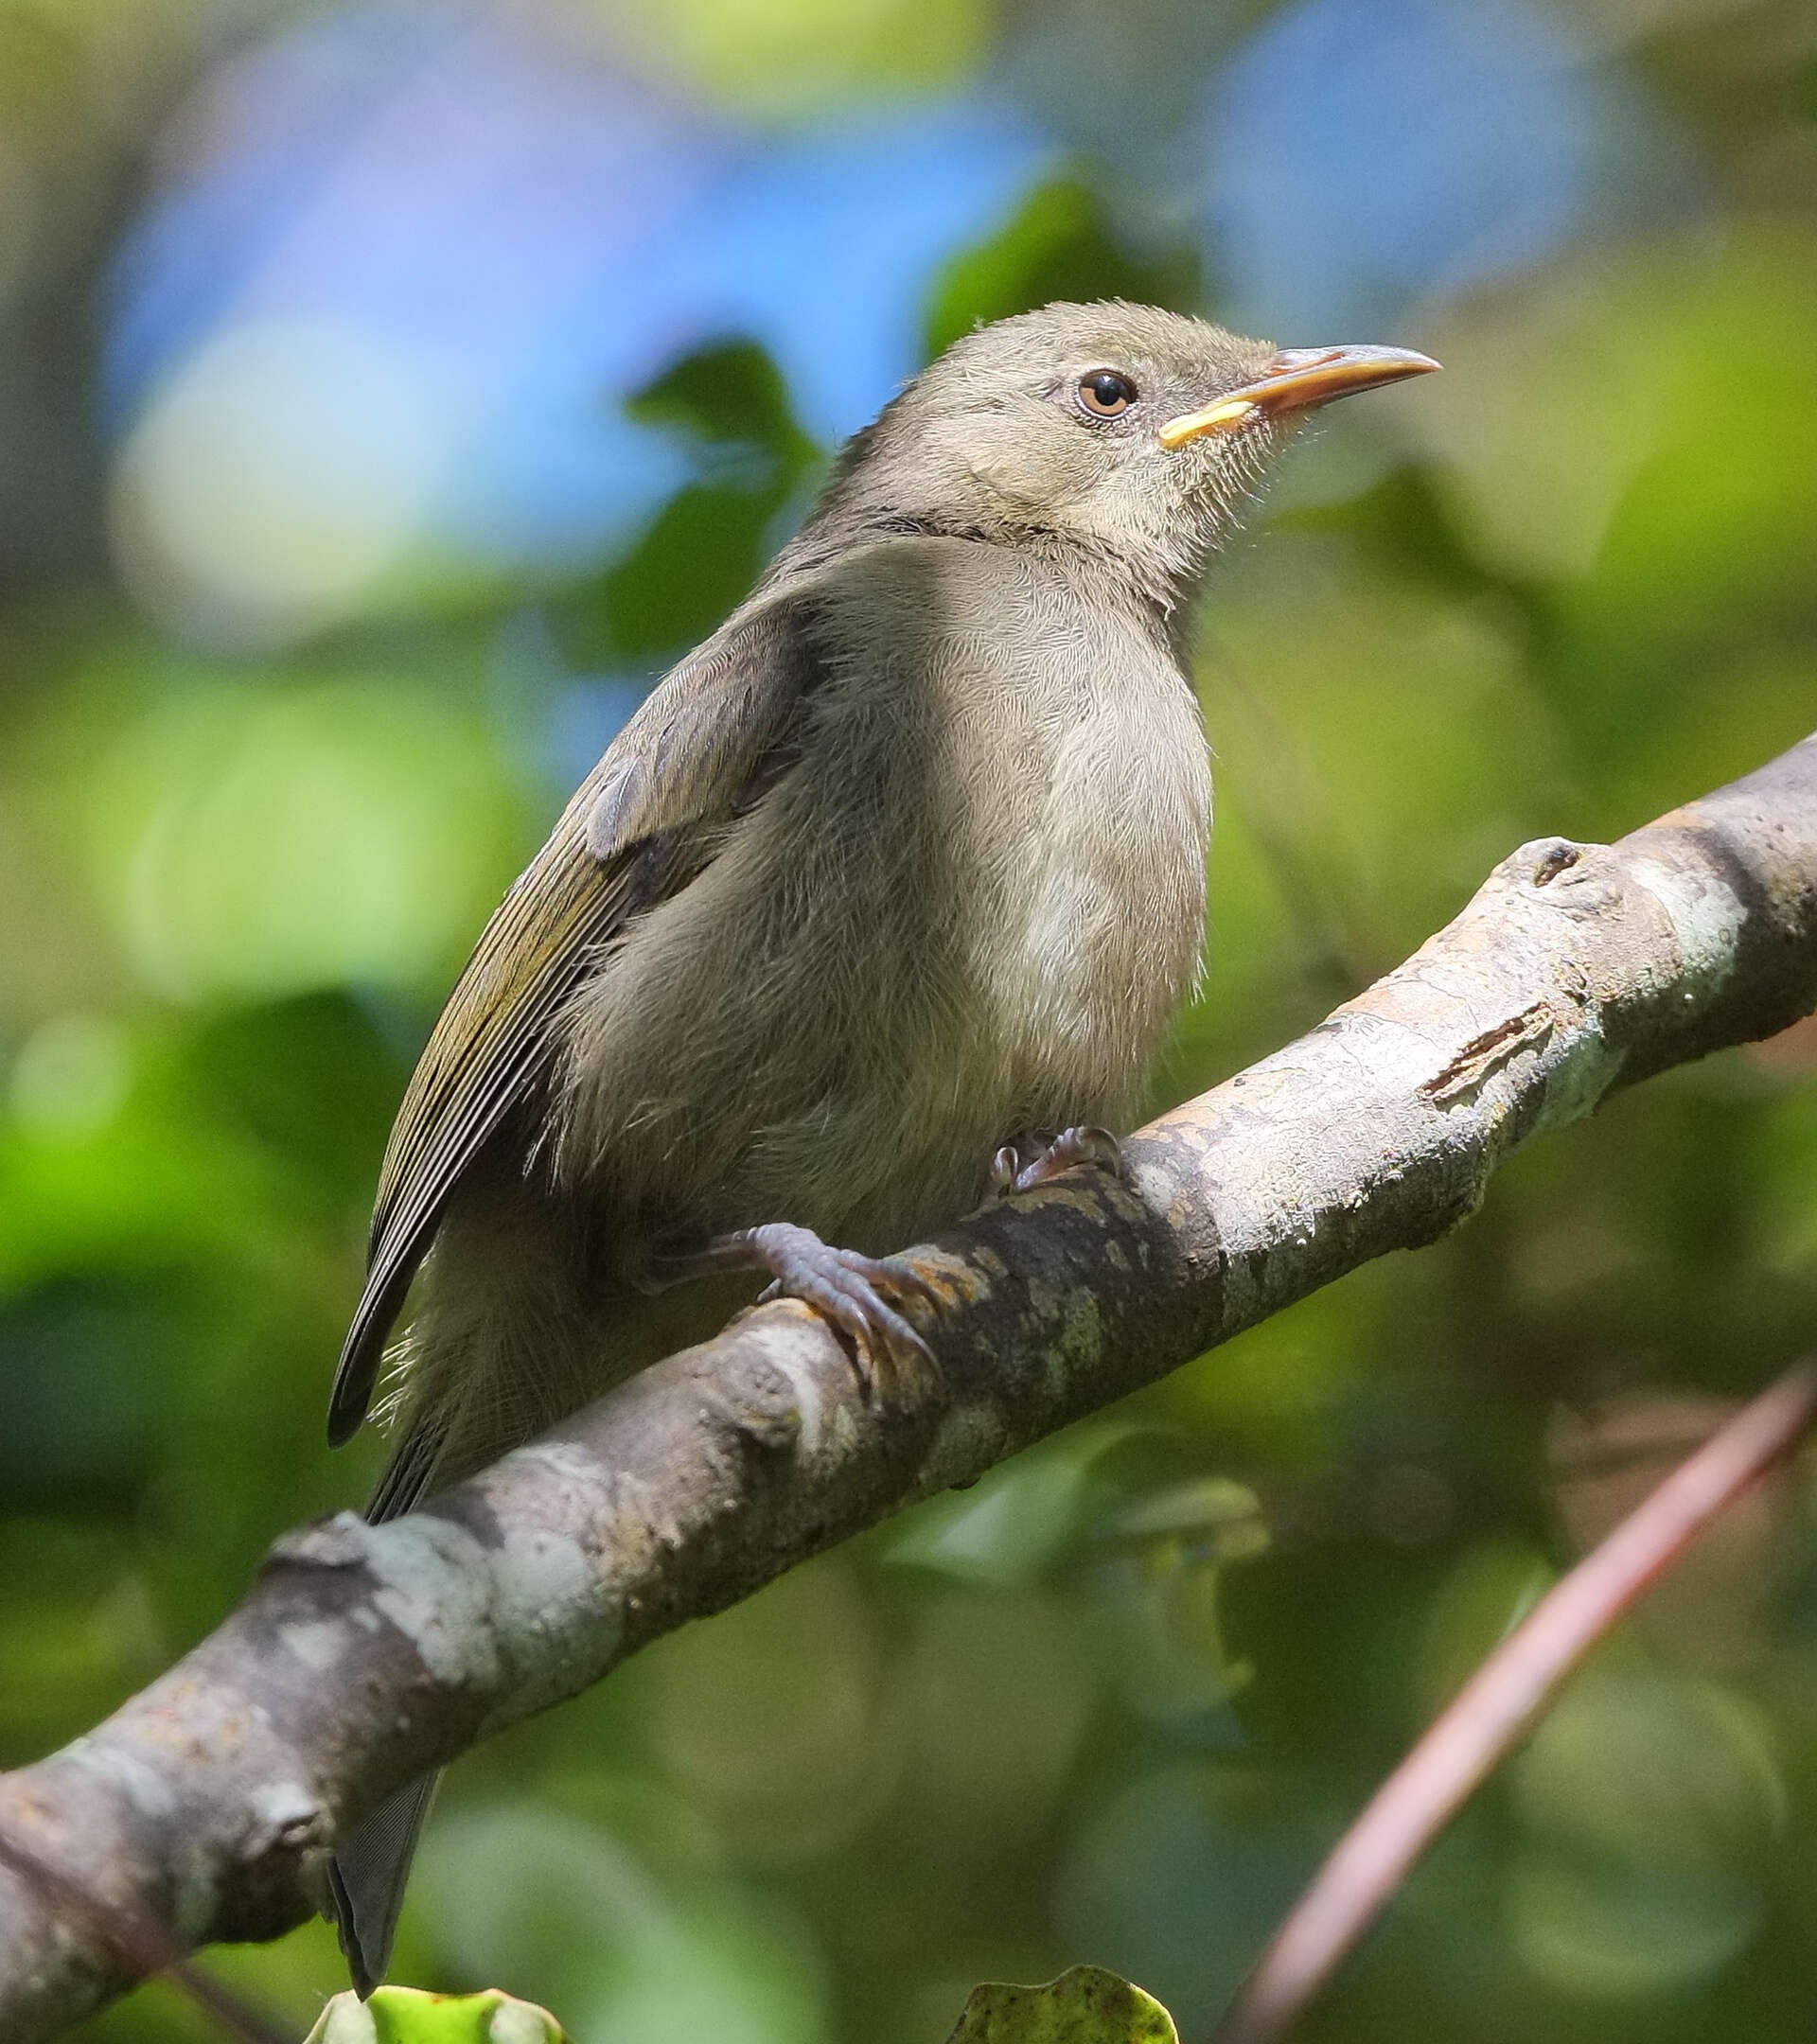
left=2, top=733, right=1813, bottom=2043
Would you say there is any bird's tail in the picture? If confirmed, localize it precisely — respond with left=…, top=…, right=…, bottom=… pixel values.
left=323, top=1204, right=597, bottom=1992
left=326, top=1400, right=450, bottom=1996
left=324, top=1201, right=724, bottom=1991
left=329, top=1772, right=441, bottom=1996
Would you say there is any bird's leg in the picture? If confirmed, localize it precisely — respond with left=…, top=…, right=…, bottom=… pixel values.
left=644, top=1222, right=939, bottom=1397
left=989, top=1124, right=1127, bottom=1197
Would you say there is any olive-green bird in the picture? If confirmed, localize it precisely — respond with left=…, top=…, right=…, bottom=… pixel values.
left=326, top=300, right=1438, bottom=1988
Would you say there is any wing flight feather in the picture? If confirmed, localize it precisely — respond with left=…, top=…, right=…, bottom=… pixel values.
left=326, top=594, right=821, bottom=1447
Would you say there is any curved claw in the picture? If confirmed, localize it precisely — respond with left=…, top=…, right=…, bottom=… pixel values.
left=995, top=1124, right=1127, bottom=1196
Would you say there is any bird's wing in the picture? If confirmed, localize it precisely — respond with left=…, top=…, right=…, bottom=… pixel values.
left=326, top=593, right=822, bottom=1448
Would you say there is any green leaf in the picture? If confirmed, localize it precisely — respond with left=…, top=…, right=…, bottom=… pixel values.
left=620, top=0, right=988, bottom=120
left=624, top=339, right=815, bottom=467
left=924, top=178, right=1199, bottom=362
left=944, top=1965, right=1179, bottom=2044
left=597, top=477, right=792, bottom=662
left=595, top=339, right=820, bottom=661
left=304, top=1985, right=568, bottom=2044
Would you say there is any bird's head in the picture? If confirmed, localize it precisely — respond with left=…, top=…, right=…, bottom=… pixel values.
left=807, top=300, right=1438, bottom=609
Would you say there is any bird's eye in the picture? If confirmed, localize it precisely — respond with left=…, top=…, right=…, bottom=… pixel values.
left=1077, top=369, right=1138, bottom=418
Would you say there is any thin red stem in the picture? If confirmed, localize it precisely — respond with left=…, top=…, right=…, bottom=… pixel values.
left=1208, top=1359, right=1817, bottom=2044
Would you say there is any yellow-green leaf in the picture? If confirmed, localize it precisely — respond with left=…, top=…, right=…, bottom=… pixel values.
left=304, top=1985, right=567, bottom=2044
left=944, top=1965, right=1179, bottom=2043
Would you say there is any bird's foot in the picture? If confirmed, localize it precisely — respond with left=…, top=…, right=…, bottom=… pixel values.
left=989, top=1124, right=1127, bottom=1197
left=653, top=1222, right=940, bottom=1401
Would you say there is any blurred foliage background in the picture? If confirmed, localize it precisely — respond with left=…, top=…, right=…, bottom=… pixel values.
left=2, top=0, right=1816, bottom=2038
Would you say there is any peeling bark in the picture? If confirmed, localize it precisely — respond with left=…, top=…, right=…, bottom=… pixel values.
left=2, top=733, right=1813, bottom=2042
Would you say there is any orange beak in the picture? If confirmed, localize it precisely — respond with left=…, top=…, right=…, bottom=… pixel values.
left=1158, top=344, right=1440, bottom=448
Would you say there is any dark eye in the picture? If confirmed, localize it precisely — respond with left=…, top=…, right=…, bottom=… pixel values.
left=1077, top=369, right=1138, bottom=418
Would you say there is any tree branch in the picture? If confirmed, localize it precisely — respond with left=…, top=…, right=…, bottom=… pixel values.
left=3, top=733, right=1814, bottom=2043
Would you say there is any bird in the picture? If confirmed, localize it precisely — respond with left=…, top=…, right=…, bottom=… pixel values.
left=323, top=300, right=1438, bottom=1989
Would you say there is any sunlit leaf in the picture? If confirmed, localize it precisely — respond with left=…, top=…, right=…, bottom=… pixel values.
left=304, top=1985, right=566, bottom=2044
left=79, top=678, right=524, bottom=1001
left=593, top=0, right=989, bottom=118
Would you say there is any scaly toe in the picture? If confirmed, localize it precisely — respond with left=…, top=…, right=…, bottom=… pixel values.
left=750, top=1225, right=939, bottom=1397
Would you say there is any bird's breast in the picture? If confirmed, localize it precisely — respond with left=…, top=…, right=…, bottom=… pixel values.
left=986, top=628, right=1211, bottom=1119
left=834, top=542, right=1212, bottom=1124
